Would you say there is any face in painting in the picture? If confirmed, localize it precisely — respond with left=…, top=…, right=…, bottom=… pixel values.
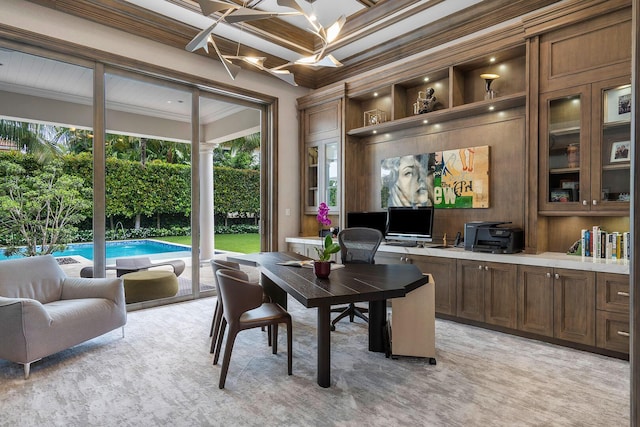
left=390, top=155, right=432, bottom=206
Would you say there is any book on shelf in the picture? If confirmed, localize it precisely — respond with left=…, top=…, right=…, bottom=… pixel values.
left=580, top=227, right=630, bottom=261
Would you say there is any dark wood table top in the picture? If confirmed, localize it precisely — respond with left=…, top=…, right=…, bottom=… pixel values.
left=228, top=252, right=428, bottom=308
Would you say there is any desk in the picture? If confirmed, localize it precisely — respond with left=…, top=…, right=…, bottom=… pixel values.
left=227, top=252, right=429, bottom=388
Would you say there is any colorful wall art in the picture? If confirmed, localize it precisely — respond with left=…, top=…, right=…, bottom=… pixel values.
left=381, top=145, right=490, bottom=209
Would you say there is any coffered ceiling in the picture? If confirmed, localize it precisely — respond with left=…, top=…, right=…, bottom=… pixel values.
left=26, top=0, right=561, bottom=88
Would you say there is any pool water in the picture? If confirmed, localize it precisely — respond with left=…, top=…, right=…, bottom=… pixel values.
left=0, top=240, right=191, bottom=261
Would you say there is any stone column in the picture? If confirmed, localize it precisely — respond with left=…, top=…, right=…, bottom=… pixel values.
left=199, top=144, right=215, bottom=260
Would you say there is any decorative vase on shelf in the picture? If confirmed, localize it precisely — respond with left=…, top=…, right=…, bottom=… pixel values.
left=480, top=73, right=500, bottom=100
left=566, top=143, right=580, bottom=168
left=313, top=261, right=332, bottom=279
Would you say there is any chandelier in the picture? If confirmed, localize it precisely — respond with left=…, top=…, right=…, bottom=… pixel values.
left=186, top=0, right=346, bottom=86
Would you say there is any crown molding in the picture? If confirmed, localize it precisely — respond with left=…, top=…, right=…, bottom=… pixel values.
left=25, top=0, right=565, bottom=89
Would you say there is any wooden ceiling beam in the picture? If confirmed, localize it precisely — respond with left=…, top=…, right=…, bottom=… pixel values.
left=314, top=0, right=562, bottom=86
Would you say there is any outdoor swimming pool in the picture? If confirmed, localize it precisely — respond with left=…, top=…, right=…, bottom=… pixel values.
left=0, top=240, right=191, bottom=261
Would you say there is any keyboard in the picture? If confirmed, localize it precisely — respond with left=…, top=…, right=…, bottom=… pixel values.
left=384, top=241, right=417, bottom=247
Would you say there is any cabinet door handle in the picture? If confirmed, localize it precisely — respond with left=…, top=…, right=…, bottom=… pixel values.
left=617, top=331, right=630, bottom=337
left=554, top=273, right=560, bottom=280
left=617, top=291, right=630, bottom=297
left=484, top=265, right=489, bottom=271
left=592, top=200, right=597, bottom=206
left=478, top=265, right=483, bottom=270
left=582, top=200, right=588, bottom=206
left=546, top=272, right=551, bottom=278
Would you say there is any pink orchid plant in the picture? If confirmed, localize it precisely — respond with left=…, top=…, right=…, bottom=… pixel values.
left=315, top=202, right=340, bottom=262
left=316, top=202, right=332, bottom=227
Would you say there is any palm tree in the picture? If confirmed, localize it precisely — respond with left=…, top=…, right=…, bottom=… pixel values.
left=0, top=119, right=61, bottom=161
left=214, top=132, right=260, bottom=169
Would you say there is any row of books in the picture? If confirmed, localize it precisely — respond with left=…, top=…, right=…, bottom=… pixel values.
left=581, top=227, right=630, bottom=260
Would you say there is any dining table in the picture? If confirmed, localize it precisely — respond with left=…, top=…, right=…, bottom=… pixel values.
left=227, top=251, right=430, bottom=388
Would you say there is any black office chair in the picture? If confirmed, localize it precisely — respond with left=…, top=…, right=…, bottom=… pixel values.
left=330, top=227, right=384, bottom=331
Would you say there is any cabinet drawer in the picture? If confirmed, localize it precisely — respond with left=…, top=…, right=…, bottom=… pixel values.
left=596, top=310, right=629, bottom=354
left=596, top=273, right=629, bottom=313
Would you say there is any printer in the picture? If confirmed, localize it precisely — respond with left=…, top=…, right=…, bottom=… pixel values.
left=464, top=221, right=524, bottom=254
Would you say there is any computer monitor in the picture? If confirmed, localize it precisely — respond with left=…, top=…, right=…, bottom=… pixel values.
left=346, top=211, right=388, bottom=236
left=386, top=206, right=434, bottom=243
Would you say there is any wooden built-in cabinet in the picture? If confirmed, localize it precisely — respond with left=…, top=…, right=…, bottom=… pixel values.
left=537, top=9, right=631, bottom=215
left=517, top=265, right=596, bottom=346
left=552, top=268, right=596, bottom=346
left=539, top=76, right=631, bottom=214
left=596, top=272, right=630, bottom=353
left=518, top=266, right=633, bottom=353
left=517, top=265, right=595, bottom=345
left=302, top=101, right=342, bottom=216
left=287, top=240, right=629, bottom=357
left=299, top=98, right=343, bottom=236
left=456, top=260, right=517, bottom=328
left=517, top=265, right=554, bottom=337
left=376, top=253, right=456, bottom=316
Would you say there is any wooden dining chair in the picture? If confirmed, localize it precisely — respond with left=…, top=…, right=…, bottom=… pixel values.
left=215, top=269, right=292, bottom=389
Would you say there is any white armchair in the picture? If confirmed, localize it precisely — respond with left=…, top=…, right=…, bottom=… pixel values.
left=0, top=255, right=127, bottom=378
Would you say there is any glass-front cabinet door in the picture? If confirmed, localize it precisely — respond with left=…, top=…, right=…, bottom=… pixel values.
left=306, top=145, right=319, bottom=211
left=540, top=79, right=630, bottom=214
left=591, top=78, right=631, bottom=212
left=305, top=139, right=340, bottom=214
left=324, top=142, right=339, bottom=211
left=540, top=85, right=591, bottom=212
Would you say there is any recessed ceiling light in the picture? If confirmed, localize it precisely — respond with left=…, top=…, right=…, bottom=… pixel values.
left=489, top=57, right=496, bottom=63
left=423, top=120, right=428, bottom=124
left=373, top=92, right=378, bottom=97
left=424, top=77, right=429, bottom=82
left=373, top=130, right=377, bottom=134
left=489, top=106, right=495, bottom=111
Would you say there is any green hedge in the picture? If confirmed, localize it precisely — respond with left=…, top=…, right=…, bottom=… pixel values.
left=69, top=224, right=258, bottom=243
left=0, top=151, right=260, bottom=223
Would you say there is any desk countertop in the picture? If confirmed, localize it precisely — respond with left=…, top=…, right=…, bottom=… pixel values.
left=285, top=236, right=630, bottom=275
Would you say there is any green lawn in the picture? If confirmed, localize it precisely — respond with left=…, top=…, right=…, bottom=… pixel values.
left=158, top=233, right=260, bottom=254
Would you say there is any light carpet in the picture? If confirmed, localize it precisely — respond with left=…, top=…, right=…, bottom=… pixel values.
left=0, top=297, right=630, bottom=427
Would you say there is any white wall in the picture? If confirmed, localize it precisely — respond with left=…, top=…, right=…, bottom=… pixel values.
left=0, top=0, right=309, bottom=249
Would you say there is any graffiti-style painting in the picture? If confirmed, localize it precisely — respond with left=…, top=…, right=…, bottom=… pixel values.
left=381, top=145, right=490, bottom=209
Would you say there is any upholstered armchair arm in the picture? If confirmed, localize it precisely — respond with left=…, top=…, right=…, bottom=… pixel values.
left=0, top=297, right=53, bottom=363
left=61, top=277, right=125, bottom=305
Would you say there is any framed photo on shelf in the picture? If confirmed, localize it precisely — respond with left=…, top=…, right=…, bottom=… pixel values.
left=610, top=140, right=631, bottom=163
left=550, top=188, right=572, bottom=202
left=604, top=85, right=631, bottom=123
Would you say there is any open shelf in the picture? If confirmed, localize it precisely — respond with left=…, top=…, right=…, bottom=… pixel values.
left=347, top=92, right=526, bottom=136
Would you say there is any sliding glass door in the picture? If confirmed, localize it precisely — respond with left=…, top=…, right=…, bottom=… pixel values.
left=105, top=70, right=194, bottom=304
